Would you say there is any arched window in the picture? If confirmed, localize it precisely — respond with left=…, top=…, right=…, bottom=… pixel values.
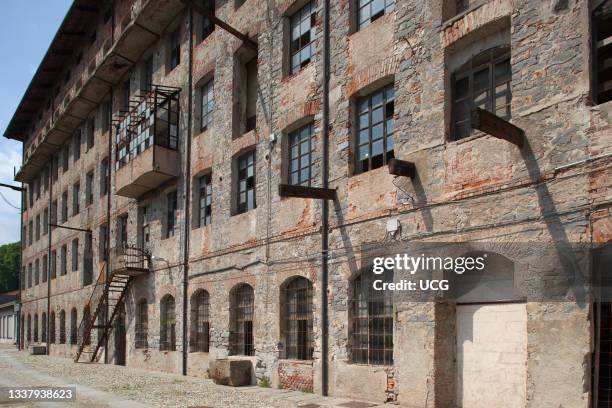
left=82, top=306, right=91, bottom=345
left=282, top=277, right=314, bottom=360
left=451, top=46, right=511, bottom=140
left=135, top=298, right=148, bottom=349
left=229, top=283, right=254, bottom=356
left=27, top=314, right=31, bottom=343
left=41, top=312, right=47, bottom=343
left=33, top=314, right=38, bottom=342
left=59, top=310, right=66, bottom=344
left=190, top=290, right=210, bottom=352
left=70, top=308, right=77, bottom=345
left=160, top=295, right=176, bottom=351
left=349, top=268, right=394, bottom=365
left=50, top=312, right=56, bottom=344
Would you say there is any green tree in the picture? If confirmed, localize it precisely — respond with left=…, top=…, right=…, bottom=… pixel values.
left=0, top=241, right=20, bottom=292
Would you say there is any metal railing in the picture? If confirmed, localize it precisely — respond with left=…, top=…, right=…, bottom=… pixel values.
left=111, top=245, right=151, bottom=272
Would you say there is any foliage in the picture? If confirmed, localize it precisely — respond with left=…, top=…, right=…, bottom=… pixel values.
left=0, top=241, right=20, bottom=292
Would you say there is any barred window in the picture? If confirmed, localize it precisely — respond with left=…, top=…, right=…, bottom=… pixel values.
left=135, top=298, right=148, bottom=349
left=166, top=192, right=178, bottom=239
left=198, top=174, right=212, bottom=227
left=229, top=284, right=254, bottom=356
left=27, top=315, right=31, bottom=342
left=59, top=310, right=66, bottom=344
left=289, top=2, right=316, bottom=75
left=82, top=306, right=91, bottom=346
left=70, top=308, right=78, bottom=345
left=283, top=277, right=314, bottom=360
left=452, top=46, right=511, bottom=140
left=357, top=0, right=394, bottom=30
left=190, top=290, right=210, bottom=352
left=41, top=312, right=47, bottom=343
left=236, top=151, right=256, bottom=214
left=50, top=312, right=55, bottom=343
left=355, top=84, right=395, bottom=173
left=349, top=268, right=393, bottom=365
left=34, top=314, right=38, bottom=342
left=200, top=79, right=214, bottom=131
left=288, top=123, right=314, bottom=186
left=160, top=295, right=176, bottom=351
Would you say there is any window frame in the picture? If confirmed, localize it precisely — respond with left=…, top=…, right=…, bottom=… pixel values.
left=288, top=1, right=316, bottom=75
left=197, top=173, right=213, bottom=227
left=165, top=191, right=178, bottom=239
left=200, top=79, right=214, bottom=132
left=236, top=150, right=256, bottom=214
left=135, top=298, right=148, bottom=349
left=229, top=283, right=254, bottom=356
left=282, top=277, right=314, bottom=360
left=287, top=122, right=314, bottom=186
left=356, top=0, right=395, bottom=31
left=160, top=295, right=176, bottom=351
left=190, top=290, right=210, bottom=353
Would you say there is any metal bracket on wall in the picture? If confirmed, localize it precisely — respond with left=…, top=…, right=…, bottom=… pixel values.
left=470, top=107, right=525, bottom=148
left=278, top=184, right=336, bottom=200
left=388, top=158, right=416, bottom=178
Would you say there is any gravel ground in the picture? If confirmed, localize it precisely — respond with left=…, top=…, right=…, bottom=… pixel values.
left=1, top=346, right=297, bottom=408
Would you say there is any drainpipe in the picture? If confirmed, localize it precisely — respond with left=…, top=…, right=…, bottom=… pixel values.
left=46, top=165, right=53, bottom=355
left=321, top=0, right=331, bottom=397
left=182, top=4, right=194, bottom=377
left=18, top=184, right=24, bottom=350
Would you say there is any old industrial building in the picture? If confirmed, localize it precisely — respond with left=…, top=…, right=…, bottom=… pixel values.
left=5, top=0, right=612, bottom=406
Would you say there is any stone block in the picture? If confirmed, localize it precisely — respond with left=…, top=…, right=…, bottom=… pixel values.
left=30, top=345, right=46, bottom=355
left=209, top=359, right=252, bottom=387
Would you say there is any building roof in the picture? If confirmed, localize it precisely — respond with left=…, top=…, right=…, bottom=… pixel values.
left=3, top=0, right=101, bottom=142
left=0, top=290, right=19, bottom=307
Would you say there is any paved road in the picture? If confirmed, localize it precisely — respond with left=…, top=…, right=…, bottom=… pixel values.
left=0, top=345, right=386, bottom=408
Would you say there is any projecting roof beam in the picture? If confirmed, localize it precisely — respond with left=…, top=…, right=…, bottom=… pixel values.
left=278, top=184, right=336, bottom=200
left=181, top=0, right=258, bottom=51
left=470, top=107, right=524, bottom=148
left=74, top=4, right=99, bottom=13
left=388, top=159, right=416, bottom=178
left=51, top=49, right=74, bottom=56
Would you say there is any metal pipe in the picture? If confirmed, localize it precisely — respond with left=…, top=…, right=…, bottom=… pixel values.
left=321, top=0, right=331, bottom=397
left=105, top=86, right=114, bottom=364
left=18, top=184, right=24, bottom=350
left=182, top=4, right=195, bottom=376
left=46, top=165, right=53, bottom=355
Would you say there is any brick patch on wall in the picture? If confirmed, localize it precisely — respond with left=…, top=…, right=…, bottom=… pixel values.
left=278, top=360, right=314, bottom=393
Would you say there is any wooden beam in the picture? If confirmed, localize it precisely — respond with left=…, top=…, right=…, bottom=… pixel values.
left=470, top=107, right=524, bottom=147
left=278, top=184, right=336, bottom=200
left=388, top=158, right=416, bottom=178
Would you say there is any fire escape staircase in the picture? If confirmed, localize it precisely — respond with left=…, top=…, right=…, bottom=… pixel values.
left=74, top=246, right=150, bottom=363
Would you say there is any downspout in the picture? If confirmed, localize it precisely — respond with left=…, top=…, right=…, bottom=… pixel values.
left=321, top=0, right=331, bottom=397
left=105, top=0, right=116, bottom=365
left=182, top=4, right=194, bottom=377
left=46, top=164, right=53, bottom=355
left=18, top=183, right=24, bottom=350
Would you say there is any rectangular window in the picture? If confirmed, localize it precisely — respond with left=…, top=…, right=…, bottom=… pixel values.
left=141, top=56, right=154, bottom=91
left=357, top=0, right=394, bottom=30
left=23, top=226, right=27, bottom=248
left=35, top=214, right=40, bottom=241
left=593, top=4, right=612, bottom=105
left=200, top=0, right=215, bottom=42
left=289, top=2, right=315, bottom=75
left=60, top=245, right=67, bottom=276
left=99, top=224, right=108, bottom=262
left=62, top=144, right=69, bottom=173
left=169, top=29, right=181, bottom=71
left=28, top=221, right=33, bottom=245
left=100, top=158, right=109, bottom=197
left=27, top=263, right=32, bottom=288
left=166, top=191, right=178, bottom=238
left=42, top=254, right=48, bottom=283
left=102, top=100, right=111, bottom=133
left=72, top=182, right=80, bottom=216
left=73, top=131, right=81, bottom=161
left=451, top=47, right=511, bottom=140
left=233, top=50, right=258, bottom=137
left=52, top=155, right=59, bottom=183
left=71, top=239, right=79, bottom=272
left=198, top=174, right=212, bottom=227
left=139, top=206, right=150, bottom=248
left=87, top=117, right=95, bottom=150
left=34, top=259, right=39, bottom=285
left=43, top=208, right=48, bottom=235
left=50, top=250, right=57, bottom=279
left=236, top=151, right=256, bottom=214
left=200, top=79, right=214, bottom=131
left=83, top=234, right=93, bottom=286
left=86, top=171, right=94, bottom=206
left=51, top=200, right=57, bottom=228
left=288, top=123, right=314, bottom=186
left=117, top=214, right=128, bottom=248
left=355, top=84, right=395, bottom=173
left=122, top=80, right=130, bottom=112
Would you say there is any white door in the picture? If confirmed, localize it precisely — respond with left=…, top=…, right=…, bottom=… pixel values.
left=456, top=303, right=527, bottom=408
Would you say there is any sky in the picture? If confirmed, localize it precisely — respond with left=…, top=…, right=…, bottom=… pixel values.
left=0, top=1, right=72, bottom=245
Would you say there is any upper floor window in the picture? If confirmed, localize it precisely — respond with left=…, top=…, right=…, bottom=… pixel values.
left=71, top=238, right=79, bottom=272
left=287, top=123, right=314, bottom=186
left=100, top=158, right=109, bottom=197
left=236, top=150, right=256, bottom=214
left=190, top=290, right=210, bottom=352
left=86, top=171, right=94, bottom=206
left=229, top=283, right=254, bottom=356
left=593, top=2, right=612, bottom=105
left=349, top=267, right=393, bottom=365
left=99, top=223, right=108, bottom=262
left=60, top=245, right=67, bottom=276
left=451, top=46, right=511, bottom=140
left=35, top=214, right=40, bottom=241
left=200, top=0, right=215, bottom=42
left=197, top=174, right=212, bottom=227
left=169, top=28, right=181, bottom=71
left=357, top=0, right=394, bottom=30
left=166, top=191, right=178, bottom=238
left=61, top=191, right=68, bottom=223
left=289, top=2, right=316, bottom=75
left=72, top=182, right=80, bottom=216
left=50, top=250, right=57, bottom=279
left=355, top=84, right=395, bottom=174
left=141, top=56, right=154, bottom=92
left=87, top=117, right=95, bottom=150
left=62, top=144, right=69, bottom=173
left=200, top=79, right=214, bottom=131
left=73, top=130, right=81, bottom=162
left=117, top=214, right=128, bottom=248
